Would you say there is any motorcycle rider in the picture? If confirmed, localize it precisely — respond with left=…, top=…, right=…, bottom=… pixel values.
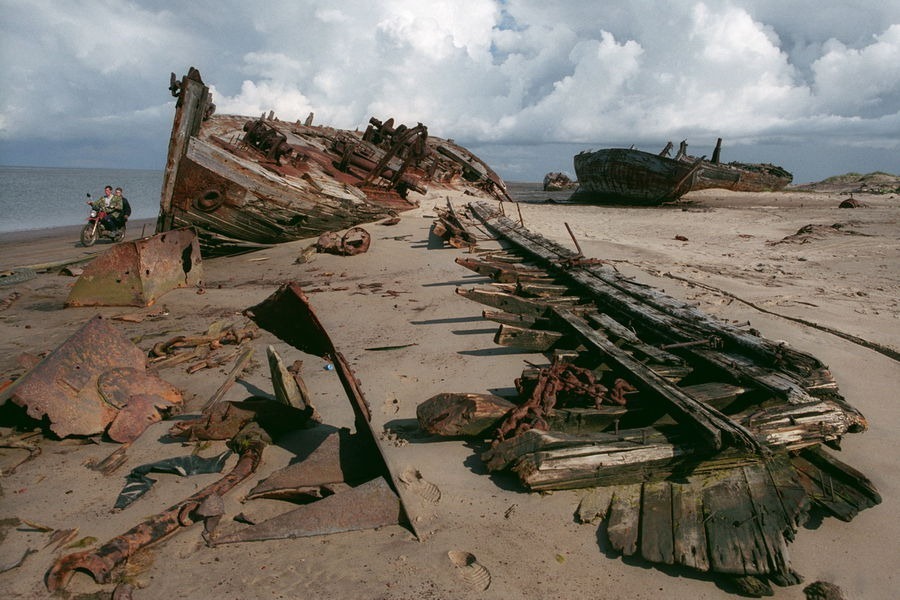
left=88, top=185, right=124, bottom=231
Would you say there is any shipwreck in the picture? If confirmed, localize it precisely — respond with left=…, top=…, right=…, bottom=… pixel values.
left=155, top=68, right=511, bottom=255
left=572, top=139, right=792, bottom=204
left=427, top=201, right=878, bottom=596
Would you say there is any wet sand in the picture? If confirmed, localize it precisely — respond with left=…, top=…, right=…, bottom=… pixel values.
left=1, top=187, right=898, bottom=599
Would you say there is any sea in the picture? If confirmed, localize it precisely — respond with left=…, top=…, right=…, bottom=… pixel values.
left=0, top=166, right=164, bottom=234
left=0, top=166, right=569, bottom=236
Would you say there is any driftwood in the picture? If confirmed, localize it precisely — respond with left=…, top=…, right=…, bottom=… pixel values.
left=417, top=392, right=515, bottom=437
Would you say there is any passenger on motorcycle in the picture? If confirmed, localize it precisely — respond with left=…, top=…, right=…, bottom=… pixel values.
left=113, top=187, right=130, bottom=229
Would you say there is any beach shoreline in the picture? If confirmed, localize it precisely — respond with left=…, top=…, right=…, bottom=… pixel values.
left=1, top=189, right=898, bottom=599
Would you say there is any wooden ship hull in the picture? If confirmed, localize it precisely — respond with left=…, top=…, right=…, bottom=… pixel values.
left=425, top=202, right=879, bottom=593
left=572, top=140, right=792, bottom=204
left=156, top=68, right=511, bottom=255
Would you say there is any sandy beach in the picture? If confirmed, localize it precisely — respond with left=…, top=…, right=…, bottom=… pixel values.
left=1, top=186, right=898, bottom=599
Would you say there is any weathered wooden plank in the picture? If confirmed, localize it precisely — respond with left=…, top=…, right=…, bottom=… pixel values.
left=703, top=470, right=768, bottom=575
left=587, top=312, right=684, bottom=366
left=455, top=257, right=547, bottom=283
left=680, top=382, right=747, bottom=409
left=552, top=306, right=761, bottom=453
left=494, top=324, right=565, bottom=351
left=640, top=481, right=675, bottom=565
left=791, top=447, right=881, bottom=521
left=764, top=455, right=809, bottom=534
left=671, top=479, right=710, bottom=571
left=606, top=485, right=642, bottom=556
left=455, top=287, right=549, bottom=318
left=546, top=406, right=628, bottom=434
left=517, top=281, right=572, bottom=298
left=741, top=462, right=793, bottom=576
left=482, top=310, right=538, bottom=328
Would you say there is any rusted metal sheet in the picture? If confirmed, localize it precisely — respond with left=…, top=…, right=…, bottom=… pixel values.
left=247, top=429, right=381, bottom=502
left=65, top=228, right=202, bottom=307
left=8, top=316, right=148, bottom=438
left=210, top=477, right=401, bottom=545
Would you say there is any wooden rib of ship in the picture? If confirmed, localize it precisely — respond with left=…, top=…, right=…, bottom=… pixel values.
left=425, top=201, right=879, bottom=595
left=572, top=139, right=793, bottom=204
left=156, top=68, right=511, bottom=255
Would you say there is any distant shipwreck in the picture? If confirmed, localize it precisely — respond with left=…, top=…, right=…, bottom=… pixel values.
left=156, top=68, right=511, bottom=255
left=572, top=139, right=792, bottom=204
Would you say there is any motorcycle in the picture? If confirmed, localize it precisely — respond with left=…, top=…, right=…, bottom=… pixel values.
left=80, top=193, right=127, bottom=246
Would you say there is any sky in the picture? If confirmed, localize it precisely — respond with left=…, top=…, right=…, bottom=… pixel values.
left=1, top=0, right=898, bottom=184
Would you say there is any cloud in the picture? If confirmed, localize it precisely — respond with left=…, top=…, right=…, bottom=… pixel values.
left=0, top=0, right=898, bottom=181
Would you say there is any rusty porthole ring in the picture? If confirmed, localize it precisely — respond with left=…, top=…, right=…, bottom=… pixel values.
left=194, top=189, right=224, bottom=212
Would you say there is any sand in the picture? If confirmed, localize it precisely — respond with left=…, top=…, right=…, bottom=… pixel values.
left=0, top=187, right=898, bottom=599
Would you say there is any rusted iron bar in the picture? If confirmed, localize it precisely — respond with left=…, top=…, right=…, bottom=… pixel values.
left=564, top=222, right=583, bottom=257
left=45, top=429, right=267, bottom=591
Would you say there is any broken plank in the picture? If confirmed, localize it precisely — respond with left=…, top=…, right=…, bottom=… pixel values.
left=482, top=309, right=539, bottom=328
left=494, top=324, right=565, bottom=351
left=640, top=481, right=675, bottom=565
left=702, top=469, right=769, bottom=575
left=606, top=485, right=642, bottom=556
left=417, top=392, right=515, bottom=438
left=671, top=479, right=710, bottom=571
left=456, top=287, right=549, bottom=318
left=741, top=462, right=793, bottom=577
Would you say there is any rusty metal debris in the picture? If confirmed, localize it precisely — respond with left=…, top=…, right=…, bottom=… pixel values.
left=45, top=425, right=268, bottom=592
left=210, top=477, right=401, bottom=545
left=247, top=429, right=380, bottom=502
left=316, top=226, right=371, bottom=256
left=493, top=361, right=626, bottom=444
left=65, top=228, right=202, bottom=307
left=6, top=316, right=181, bottom=440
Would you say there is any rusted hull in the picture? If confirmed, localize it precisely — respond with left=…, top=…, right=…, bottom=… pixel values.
left=157, top=69, right=511, bottom=255
left=572, top=147, right=792, bottom=204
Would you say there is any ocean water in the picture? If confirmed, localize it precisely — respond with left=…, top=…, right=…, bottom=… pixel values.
left=0, top=166, right=164, bottom=234
left=0, top=167, right=567, bottom=235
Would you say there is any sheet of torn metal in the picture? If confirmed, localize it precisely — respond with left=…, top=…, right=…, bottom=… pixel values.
left=6, top=316, right=154, bottom=438
left=65, top=228, right=202, bottom=307
left=244, top=282, right=423, bottom=540
left=210, top=477, right=401, bottom=545
left=247, top=429, right=381, bottom=502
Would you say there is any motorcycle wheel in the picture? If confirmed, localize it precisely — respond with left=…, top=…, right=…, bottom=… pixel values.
left=81, top=223, right=99, bottom=247
left=113, top=226, right=126, bottom=243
